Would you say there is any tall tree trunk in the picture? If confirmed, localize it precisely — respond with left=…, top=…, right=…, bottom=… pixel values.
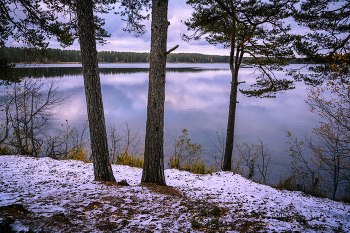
left=76, top=0, right=115, bottom=182
left=222, top=46, right=244, bottom=171
left=222, top=24, right=237, bottom=171
left=141, top=0, right=169, bottom=185
left=222, top=68, right=238, bottom=171
left=222, top=19, right=244, bottom=170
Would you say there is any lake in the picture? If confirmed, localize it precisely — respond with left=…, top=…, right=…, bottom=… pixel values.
left=13, top=63, right=319, bottom=182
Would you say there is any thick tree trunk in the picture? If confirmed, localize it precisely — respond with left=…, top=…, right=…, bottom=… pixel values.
left=76, top=0, right=115, bottom=182
left=141, top=0, right=169, bottom=185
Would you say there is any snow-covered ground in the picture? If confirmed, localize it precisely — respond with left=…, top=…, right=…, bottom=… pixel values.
left=0, top=155, right=349, bottom=232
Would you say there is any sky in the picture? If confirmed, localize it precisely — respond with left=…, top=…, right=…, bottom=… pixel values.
left=5, top=1, right=348, bottom=56
left=81, top=0, right=231, bottom=55
left=4, top=0, right=300, bottom=56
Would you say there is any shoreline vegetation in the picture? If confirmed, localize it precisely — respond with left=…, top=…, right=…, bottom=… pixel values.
left=12, top=62, right=226, bottom=64
left=1, top=46, right=308, bottom=64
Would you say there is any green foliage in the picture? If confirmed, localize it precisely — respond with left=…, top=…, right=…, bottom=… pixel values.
left=190, top=218, right=202, bottom=229
left=211, top=205, right=221, bottom=216
left=169, top=129, right=214, bottom=174
left=0, top=0, right=75, bottom=49
left=0, top=58, right=21, bottom=85
left=199, top=204, right=222, bottom=217
left=290, top=1, right=350, bottom=84
left=0, top=0, right=117, bottom=50
left=0, top=47, right=234, bottom=64
left=1, top=47, right=309, bottom=65
left=240, top=78, right=295, bottom=98
left=117, top=179, right=130, bottom=186
left=184, top=0, right=296, bottom=98
left=0, top=47, right=81, bottom=64
left=117, top=0, right=152, bottom=37
left=293, top=0, right=350, bottom=64
left=190, top=217, right=221, bottom=230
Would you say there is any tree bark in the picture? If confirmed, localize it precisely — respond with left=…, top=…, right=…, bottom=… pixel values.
left=222, top=66, right=238, bottom=171
left=222, top=22, right=237, bottom=171
left=141, top=0, right=169, bottom=185
left=75, top=0, right=115, bottom=182
left=222, top=20, right=244, bottom=171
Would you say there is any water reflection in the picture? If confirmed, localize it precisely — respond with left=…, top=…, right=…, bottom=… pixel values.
left=12, top=64, right=319, bottom=182
left=13, top=66, right=227, bottom=79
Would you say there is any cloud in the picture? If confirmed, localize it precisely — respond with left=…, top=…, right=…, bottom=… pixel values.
left=5, top=1, right=229, bottom=55
left=5, top=1, right=309, bottom=57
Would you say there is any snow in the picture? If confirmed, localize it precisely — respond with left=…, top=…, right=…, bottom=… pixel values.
left=0, top=155, right=349, bottom=232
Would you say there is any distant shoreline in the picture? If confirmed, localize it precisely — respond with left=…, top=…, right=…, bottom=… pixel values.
left=11, top=62, right=254, bottom=69
left=12, top=62, right=228, bottom=64
left=3, top=47, right=308, bottom=64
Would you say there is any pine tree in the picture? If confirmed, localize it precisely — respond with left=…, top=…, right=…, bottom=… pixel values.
left=184, top=0, right=296, bottom=171
left=141, top=0, right=169, bottom=185
left=291, top=0, right=350, bottom=83
left=75, top=0, right=116, bottom=182
left=1, top=0, right=117, bottom=181
left=118, top=0, right=180, bottom=185
left=291, top=0, right=350, bottom=199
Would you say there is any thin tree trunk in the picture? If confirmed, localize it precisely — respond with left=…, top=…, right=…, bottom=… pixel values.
left=141, top=0, right=169, bottom=185
left=222, top=66, right=238, bottom=171
left=76, top=0, right=115, bottom=182
left=222, top=24, right=237, bottom=171
left=222, top=45, right=244, bottom=171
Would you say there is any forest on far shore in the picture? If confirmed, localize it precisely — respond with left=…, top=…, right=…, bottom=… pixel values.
left=0, top=47, right=308, bottom=64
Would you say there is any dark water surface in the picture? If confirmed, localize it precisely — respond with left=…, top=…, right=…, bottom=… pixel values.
left=14, top=63, right=319, bottom=182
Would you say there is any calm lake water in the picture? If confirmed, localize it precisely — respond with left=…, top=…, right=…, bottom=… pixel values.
left=13, top=63, right=319, bottom=182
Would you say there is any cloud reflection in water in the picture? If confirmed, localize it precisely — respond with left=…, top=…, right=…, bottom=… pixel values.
left=15, top=64, right=319, bottom=182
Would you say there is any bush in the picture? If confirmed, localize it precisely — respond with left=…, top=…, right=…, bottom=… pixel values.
left=190, top=219, right=202, bottom=229
left=275, top=175, right=299, bottom=191
left=66, top=146, right=91, bottom=163
left=113, top=149, right=144, bottom=168
left=0, top=145, right=13, bottom=155
left=117, top=179, right=130, bottom=186
left=46, top=121, right=91, bottom=163
left=169, top=129, right=214, bottom=174
left=108, top=122, right=144, bottom=168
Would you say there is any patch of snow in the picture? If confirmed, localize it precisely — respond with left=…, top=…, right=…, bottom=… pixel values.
left=0, top=155, right=349, bottom=232
left=11, top=220, right=30, bottom=232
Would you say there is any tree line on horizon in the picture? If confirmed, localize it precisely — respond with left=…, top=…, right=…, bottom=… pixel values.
left=0, top=46, right=308, bottom=64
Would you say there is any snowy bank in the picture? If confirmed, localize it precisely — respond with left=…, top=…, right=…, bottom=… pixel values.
left=0, top=155, right=349, bottom=232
